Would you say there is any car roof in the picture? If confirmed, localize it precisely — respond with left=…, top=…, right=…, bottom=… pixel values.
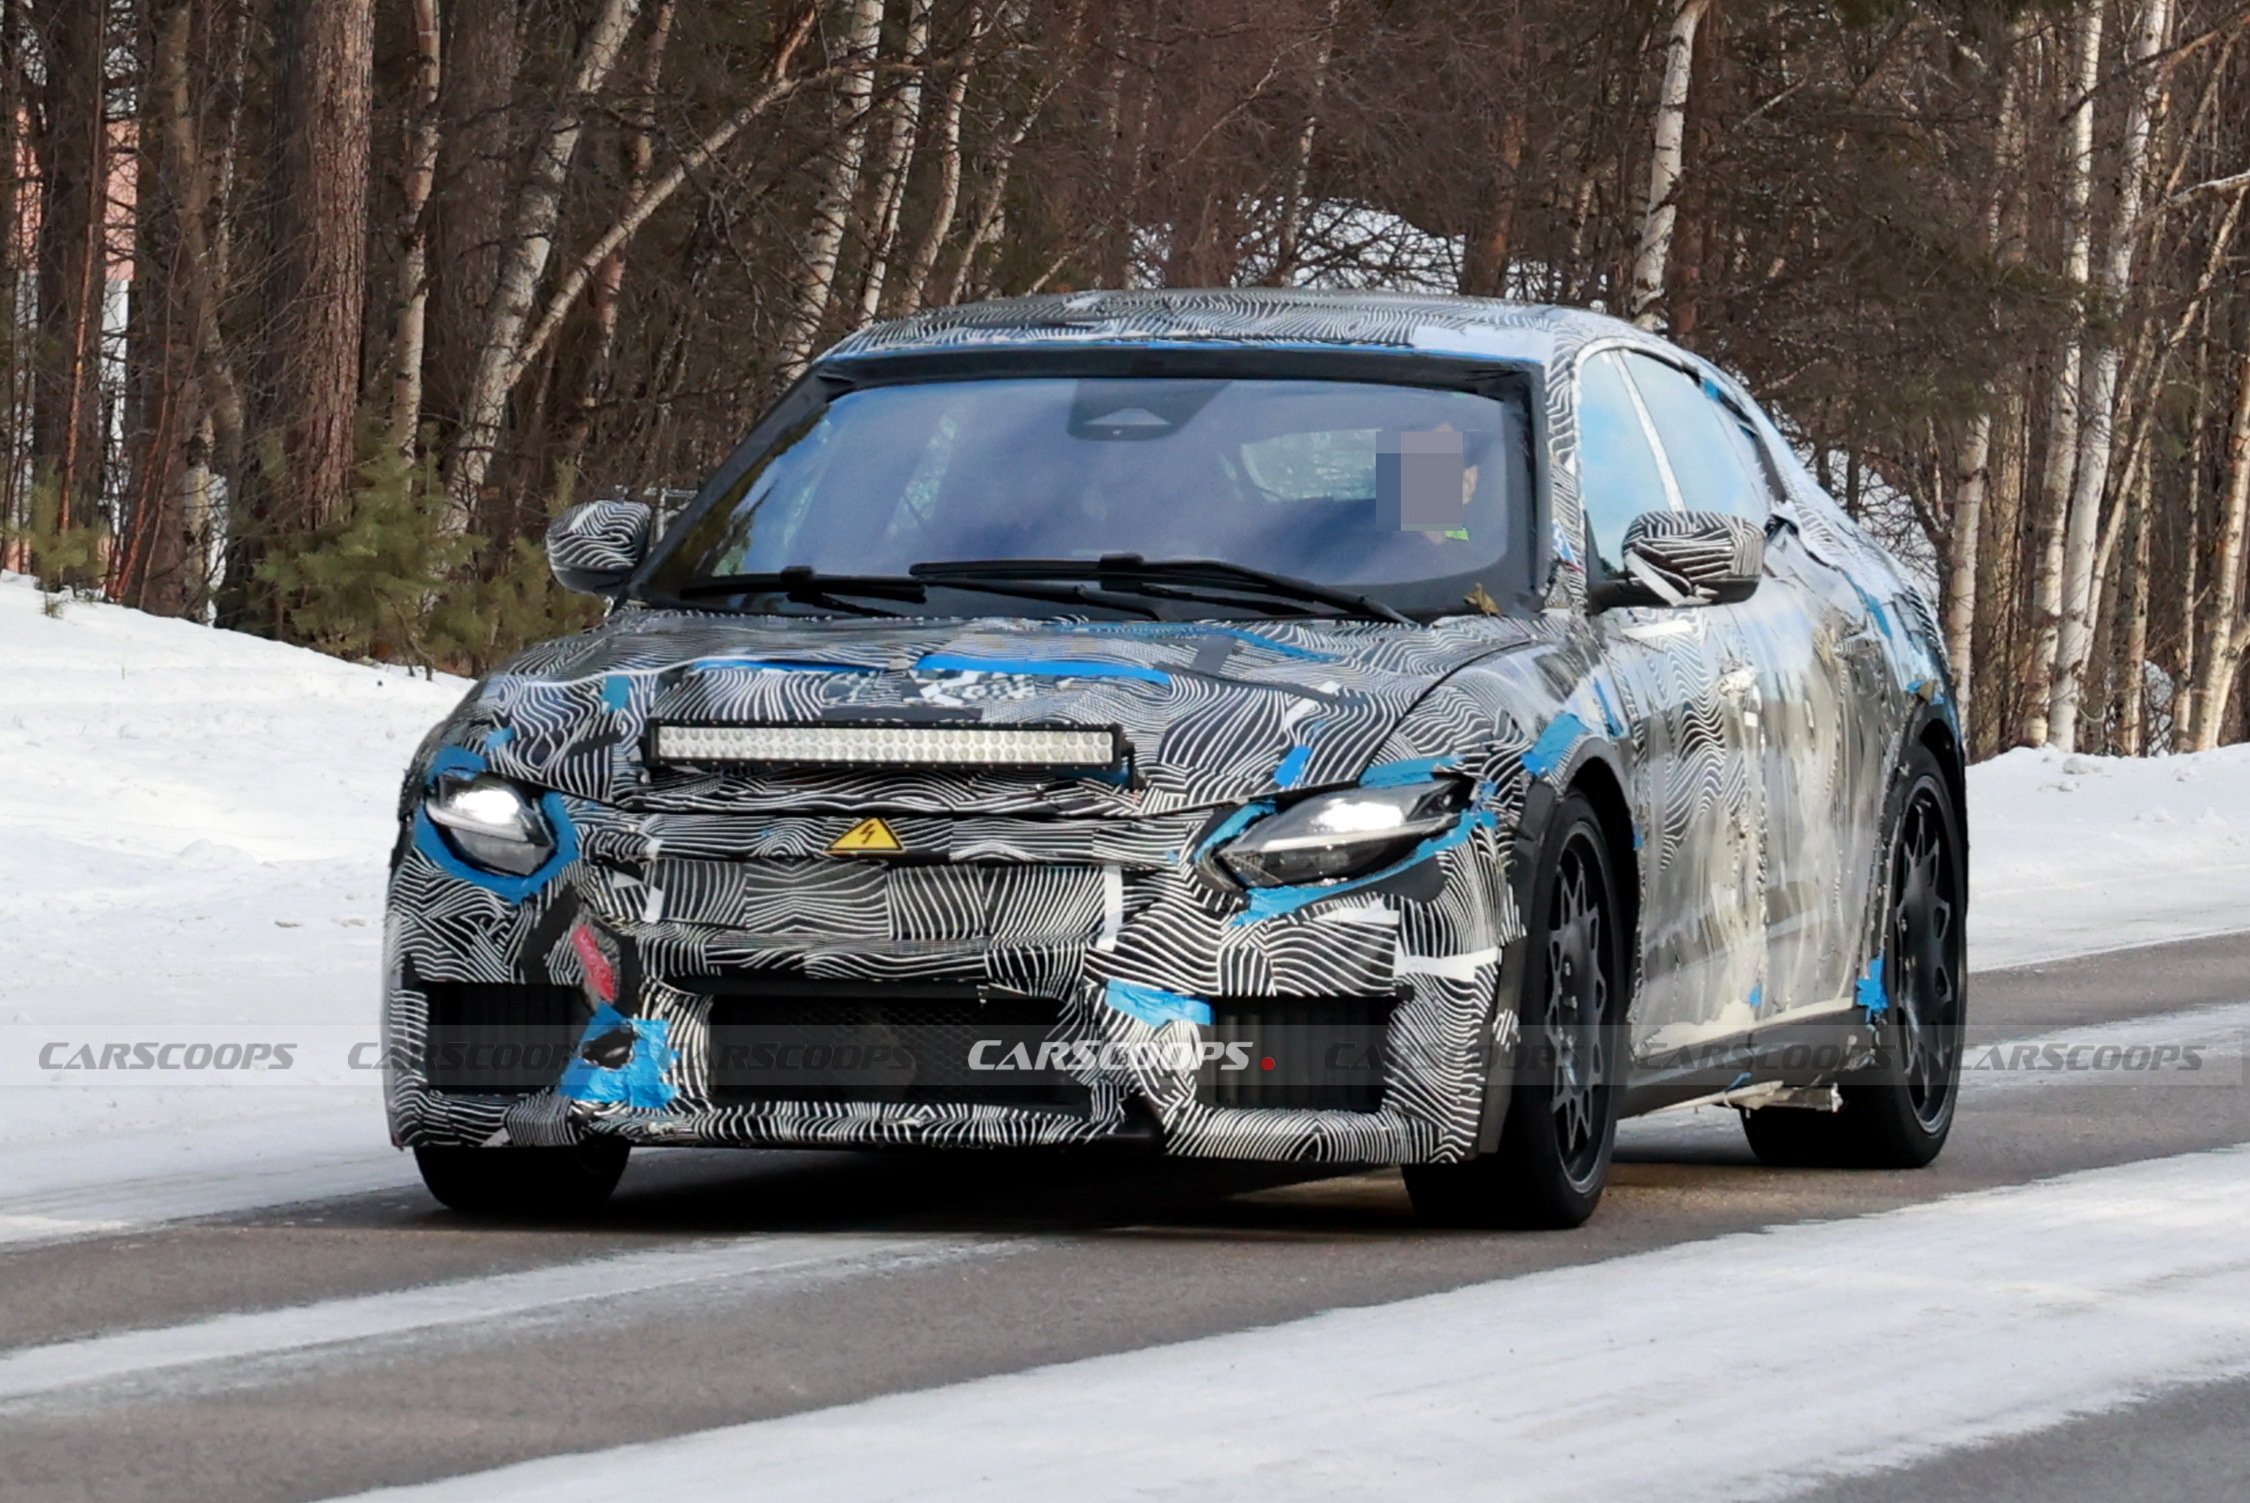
left=820, top=289, right=1655, bottom=374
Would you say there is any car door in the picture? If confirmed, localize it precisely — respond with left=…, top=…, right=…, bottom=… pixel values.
left=1618, top=353, right=1868, bottom=1025
left=1573, top=348, right=1767, bottom=1063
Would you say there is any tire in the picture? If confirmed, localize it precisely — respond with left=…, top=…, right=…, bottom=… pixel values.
left=414, top=1138, right=631, bottom=1215
left=1406, top=792, right=1624, bottom=1229
left=1743, top=741, right=1965, bottom=1169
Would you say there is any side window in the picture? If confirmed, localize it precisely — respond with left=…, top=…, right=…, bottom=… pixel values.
left=1622, top=353, right=1776, bottom=523
left=1575, top=351, right=1670, bottom=573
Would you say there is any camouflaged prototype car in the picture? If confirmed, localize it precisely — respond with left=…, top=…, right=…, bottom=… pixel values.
left=387, top=289, right=1965, bottom=1227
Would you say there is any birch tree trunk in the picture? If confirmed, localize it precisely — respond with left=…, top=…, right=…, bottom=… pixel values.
left=1941, top=26, right=2028, bottom=713
left=444, top=0, right=642, bottom=528
left=385, top=0, right=443, bottom=451
left=2118, top=449, right=2153, bottom=754
left=508, top=14, right=821, bottom=386
left=774, top=0, right=886, bottom=376
left=2191, top=343, right=2250, bottom=752
left=561, top=0, right=676, bottom=464
left=897, top=5, right=983, bottom=311
left=1271, top=0, right=1342, bottom=287
left=2175, top=325, right=2213, bottom=749
left=2021, top=8, right=2104, bottom=747
left=2049, top=0, right=2173, bottom=750
left=1628, top=0, right=1711, bottom=330
left=942, top=90, right=1049, bottom=306
left=1944, top=412, right=1994, bottom=706
left=427, top=0, right=521, bottom=435
left=855, top=0, right=933, bottom=324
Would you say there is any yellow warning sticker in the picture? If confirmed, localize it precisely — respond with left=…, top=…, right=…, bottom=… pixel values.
left=828, top=817, right=905, bottom=854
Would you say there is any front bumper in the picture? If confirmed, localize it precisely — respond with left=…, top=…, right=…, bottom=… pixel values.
left=383, top=799, right=1522, bottom=1164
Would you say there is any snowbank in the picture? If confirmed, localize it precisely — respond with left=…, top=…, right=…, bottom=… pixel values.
left=0, top=568, right=2245, bottom=1160
left=1967, top=744, right=2250, bottom=970
left=0, top=575, right=464, bottom=1145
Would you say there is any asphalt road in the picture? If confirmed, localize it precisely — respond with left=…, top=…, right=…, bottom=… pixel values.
left=7, top=930, right=2250, bottom=1503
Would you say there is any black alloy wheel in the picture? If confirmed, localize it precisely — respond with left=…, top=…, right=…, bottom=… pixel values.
left=1744, top=741, right=1965, bottom=1168
left=414, top=1137, right=631, bottom=1215
left=1405, top=791, right=1623, bottom=1228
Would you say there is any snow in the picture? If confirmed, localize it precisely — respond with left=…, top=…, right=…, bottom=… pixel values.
left=0, top=573, right=463, bottom=1155
left=1967, top=743, right=2250, bottom=970
left=329, top=1139, right=2250, bottom=1503
left=0, top=567, right=2247, bottom=1224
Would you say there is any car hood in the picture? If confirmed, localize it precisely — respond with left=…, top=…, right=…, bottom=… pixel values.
left=439, top=610, right=1545, bottom=816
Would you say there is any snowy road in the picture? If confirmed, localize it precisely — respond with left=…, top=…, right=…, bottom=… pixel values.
left=0, top=931, right=2247, bottom=1502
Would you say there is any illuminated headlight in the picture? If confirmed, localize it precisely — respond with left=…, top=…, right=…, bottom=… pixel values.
left=650, top=723, right=1121, bottom=769
left=1218, top=781, right=1467, bottom=888
left=425, top=773, right=555, bottom=876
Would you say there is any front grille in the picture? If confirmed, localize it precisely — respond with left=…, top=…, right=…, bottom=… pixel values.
left=1199, top=996, right=1398, bottom=1112
left=422, top=981, right=587, bottom=1094
left=695, top=978, right=1088, bottom=1111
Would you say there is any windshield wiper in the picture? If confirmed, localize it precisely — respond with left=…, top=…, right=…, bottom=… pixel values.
left=910, top=554, right=1412, bottom=625
left=662, top=566, right=1162, bottom=620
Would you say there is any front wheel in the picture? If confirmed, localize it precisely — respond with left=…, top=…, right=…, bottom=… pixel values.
left=1406, top=791, right=1624, bottom=1229
left=1744, top=742, right=1965, bottom=1168
left=414, top=1138, right=630, bottom=1215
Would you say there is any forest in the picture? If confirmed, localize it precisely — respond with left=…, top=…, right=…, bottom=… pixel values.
left=0, top=0, right=2245, bottom=759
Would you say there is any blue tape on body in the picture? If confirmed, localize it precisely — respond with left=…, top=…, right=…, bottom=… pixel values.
left=558, top=1005, right=677, bottom=1109
left=1748, top=982, right=1763, bottom=1013
left=1591, top=679, right=1626, bottom=738
left=1274, top=745, right=1313, bottom=789
left=1239, top=808, right=1497, bottom=923
left=427, top=745, right=488, bottom=781
left=1850, top=580, right=1896, bottom=641
left=1193, top=800, right=1274, bottom=862
left=410, top=791, right=579, bottom=904
left=1857, top=956, right=1889, bottom=1017
left=1360, top=756, right=1450, bottom=788
left=1104, top=980, right=1213, bottom=1028
left=484, top=726, right=514, bottom=749
left=916, top=653, right=1171, bottom=686
left=1523, top=712, right=1588, bottom=780
left=601, top=674, right=632, bottom=710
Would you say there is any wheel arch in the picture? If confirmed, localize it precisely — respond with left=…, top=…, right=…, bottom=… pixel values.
left=1476, top=746, right=1640, bottom=1156
left=1914, top=710, right=1968, bottom=869
left=1565, top=752, right=1641, bottom=987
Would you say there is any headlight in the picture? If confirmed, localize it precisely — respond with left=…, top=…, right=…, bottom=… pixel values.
left=1218, top=780, right=1466, bottom=888
left=425, top=773, right=555, bottom=876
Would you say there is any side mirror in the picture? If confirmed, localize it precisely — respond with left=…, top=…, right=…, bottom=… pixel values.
left=546, top=499, right=654, bottom=596
left=1590, top=510, right=1764, bottom=610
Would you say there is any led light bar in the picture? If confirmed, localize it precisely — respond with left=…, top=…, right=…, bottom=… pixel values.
left=650, top=723, right=1122, bottom=769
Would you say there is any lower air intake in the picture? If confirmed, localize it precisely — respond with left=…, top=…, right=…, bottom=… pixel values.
left=697, top=979, right=1089, bottom=1111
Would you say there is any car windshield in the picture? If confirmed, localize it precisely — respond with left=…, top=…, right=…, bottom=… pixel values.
left=643, top=375, right=1530, bottom=619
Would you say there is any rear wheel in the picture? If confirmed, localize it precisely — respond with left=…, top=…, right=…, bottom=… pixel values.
left=1406, top=793, right=1623, bottom=1228
left=1744, top=742, right=1964, bottom=1168
left=414, top=1138, right=630, bottom=1215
